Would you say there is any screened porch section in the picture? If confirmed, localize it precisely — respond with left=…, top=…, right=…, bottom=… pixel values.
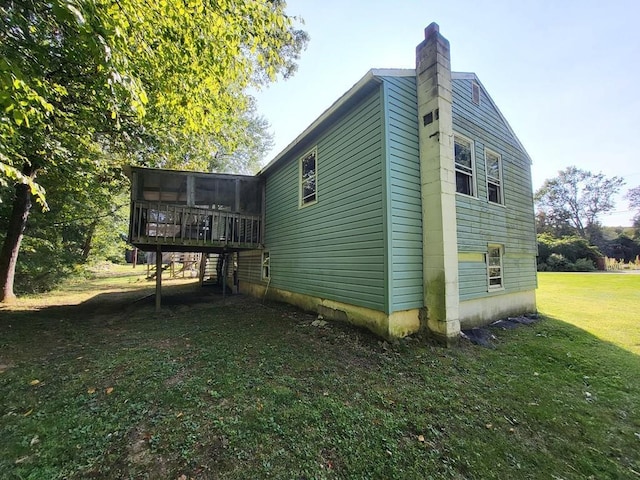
left=127, top=167, right=264, bottom=252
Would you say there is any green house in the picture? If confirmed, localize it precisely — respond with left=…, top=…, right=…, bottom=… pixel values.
left=127, top=23, right=537, bottom=343
left=236, top=23, right=537, bottom=343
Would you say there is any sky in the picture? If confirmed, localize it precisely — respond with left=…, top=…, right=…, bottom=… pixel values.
left=252, top=0, right=640, bottom=226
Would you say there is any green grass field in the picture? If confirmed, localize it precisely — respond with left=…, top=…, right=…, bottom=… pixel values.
left=537, top=272, right=640, bottom=355
left=0, top=267, right=638, bottom=479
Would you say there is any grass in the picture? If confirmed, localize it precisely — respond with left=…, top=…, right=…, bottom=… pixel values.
left=0, top=266, right=638, bottom=479
left=537, top=272, right=640, bottom=355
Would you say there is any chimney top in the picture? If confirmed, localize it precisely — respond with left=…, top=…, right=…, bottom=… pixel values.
left=425, top=22, right=440, bottom=39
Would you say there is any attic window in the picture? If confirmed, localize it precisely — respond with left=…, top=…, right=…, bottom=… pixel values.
left=472, top=82, right=480, bottom=105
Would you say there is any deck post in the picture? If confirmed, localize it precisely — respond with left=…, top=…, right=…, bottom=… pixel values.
left=222, top=253, right=227, bottom=303
left=155, top=245, right=162, bottom=312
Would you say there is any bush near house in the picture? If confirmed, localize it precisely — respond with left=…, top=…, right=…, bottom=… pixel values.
left=537, top=234, right=601, bottom=271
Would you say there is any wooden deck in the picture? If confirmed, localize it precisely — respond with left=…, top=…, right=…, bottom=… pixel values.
left=130, top=200, right=263, bottom=252
left=126, top=166, right=265, bottom=253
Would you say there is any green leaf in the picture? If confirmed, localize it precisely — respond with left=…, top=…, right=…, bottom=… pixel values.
left=12, top=109, right=24, bottom=125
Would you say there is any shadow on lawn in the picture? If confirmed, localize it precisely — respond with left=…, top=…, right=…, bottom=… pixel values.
left=1, top=286, right=639, bottom=479
left=0, top=281, right=257, bottom=352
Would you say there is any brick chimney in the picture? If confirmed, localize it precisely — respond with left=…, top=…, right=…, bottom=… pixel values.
left=416, top=23, right=460, bottom=345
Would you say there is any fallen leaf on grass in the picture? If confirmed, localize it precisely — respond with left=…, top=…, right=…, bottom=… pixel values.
left=14, top=456, right=29, bottom=465
left=485, top=423, right=493, bottom=429
left=176, top=412, right=183, bottom=418
left=30, top=435, right=40, bottom=447
left=87, top=388, right=96, bottom=394
left=106, top=387, right=114, bottom=395
left=23, top=409, right=33, bottom=417
left=29, top=379, right=40, bottom=386
left=417, top=435, right=425, bottom=442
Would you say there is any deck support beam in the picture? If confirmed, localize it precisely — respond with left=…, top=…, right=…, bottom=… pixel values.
left=155, top=245, right=162, bottom=312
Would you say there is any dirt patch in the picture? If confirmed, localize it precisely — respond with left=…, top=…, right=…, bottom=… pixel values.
left=126, top=426, right=169, bottom=477
left=163, top=369, right=188, bottom=388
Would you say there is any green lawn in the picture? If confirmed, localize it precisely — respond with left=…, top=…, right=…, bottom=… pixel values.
left=0, top=267, right=638, bottom=479
left=537, top=272, right=640, bottom=355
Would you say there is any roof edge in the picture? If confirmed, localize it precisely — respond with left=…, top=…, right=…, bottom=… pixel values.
left=125, top=165, right=259, bottom=181
left=258, top=68, right=532, bottom=175
left=371, top=68, right=415, bottom=77
left=453, top=72, right=532, bottom=164
left=258, top=69, right=383, bottom=176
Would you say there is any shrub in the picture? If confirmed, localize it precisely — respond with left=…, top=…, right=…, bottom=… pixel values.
left=574, top=258, right=596, bottom=272
left=537, top=234, right=602, bottom=271
left=547, top=253, right=573, bottom=271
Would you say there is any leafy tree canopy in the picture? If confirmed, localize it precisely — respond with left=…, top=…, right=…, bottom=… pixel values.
left=1, top=0, right=307, bottom=179
left=0, top=0, right=308, bottom=301
left=534, top=166, right=625, bottom=239
left=627, top=185, right=640, bottom=231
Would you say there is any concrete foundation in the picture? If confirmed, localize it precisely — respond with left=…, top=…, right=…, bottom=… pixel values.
left=239, top=281, right=420, bottom=340
left=459, top=290, right=537, bottom=329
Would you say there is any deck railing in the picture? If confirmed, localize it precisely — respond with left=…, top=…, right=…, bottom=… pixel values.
left=131, top=201, right=263, bottom=248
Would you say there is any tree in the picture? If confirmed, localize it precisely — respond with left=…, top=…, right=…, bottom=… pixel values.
left=0, top=0, right=308, bottom=302
left=534, top=166, right=625, bottom=239
left=627, top=186, right=640, bottom=233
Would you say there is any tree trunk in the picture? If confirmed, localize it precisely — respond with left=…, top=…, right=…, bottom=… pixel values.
left=81, top=220, right=99, bottom=261
left=0, top=170, right=34, bottom=303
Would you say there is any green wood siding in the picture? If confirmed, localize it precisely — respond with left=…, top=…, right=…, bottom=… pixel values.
left=261, top=89, right=387, bottom=312
left=238, top=249, right=263, bottom=285
left=381, top=76, right=424, bottom=312
left=452, top=77, right=537, bottom=301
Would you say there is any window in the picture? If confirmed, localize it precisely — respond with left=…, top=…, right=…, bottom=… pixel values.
left=472, top=82, right=480, bottom=105
left=261, top=250, right=270, bottom=280
left=485, top=149, right=503, bottom=204
left=299, top=148, right=317, bottom=207
left=454, top=135, right=475, bottom=196
left=487, top=245, right=503, bottom=290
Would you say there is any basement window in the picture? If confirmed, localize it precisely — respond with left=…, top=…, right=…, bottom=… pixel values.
left=262, top=250, right=270, bottom=280
left=454, top=135, right=475, bottom=196
left=487, top=245, right=503, bottom=290
left=299, top=148, right=317, bottom=207
left=485, top=149, right=503, bottom=205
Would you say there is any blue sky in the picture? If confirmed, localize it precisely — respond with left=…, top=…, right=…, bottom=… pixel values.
left=253, top=0, right=640, bottom=226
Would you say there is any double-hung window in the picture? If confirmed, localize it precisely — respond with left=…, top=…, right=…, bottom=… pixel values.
left=487, top=245, right=503, bottom=290
left=454, top=135, right=475, bottom=196
left=299, top=148, right=317, bottom=207
left=485, top=149, right=503, bottom=204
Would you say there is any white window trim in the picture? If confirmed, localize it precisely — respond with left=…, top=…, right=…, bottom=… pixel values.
left=487, top=244, right=504, bottom=291
left=453, top=133, right=477, bottom=197
left=261, top=250, right=270, bottom=280
left=299, top=147, right=318, bottom=209
left=484, top=148, right=504, bottom=206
